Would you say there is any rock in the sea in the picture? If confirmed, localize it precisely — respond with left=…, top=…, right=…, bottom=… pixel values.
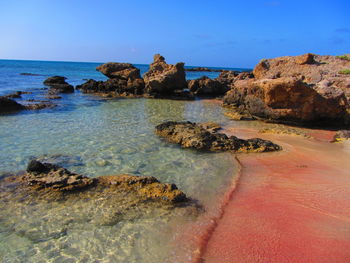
left=76, top=78, right=145, bottom=96
left=155, top=121, right=281, bottom=153
left=96, top=62, right=141, bottom=80
left=4, top=91, right=23, bottom=99
left=77, top=62, right=145, bottom=96
left=143, top=54, right=188, bottom=94
left=188, top=76, right=228, bottom=96
left=18, top=160, right=189, bottom=203
left=24, top=160, right=95, bottom=191
left=223, top=54, right=350, bottom=127
left=0, top=96, right=25, bottom=113
left=43, top=76, right=74, bottom=93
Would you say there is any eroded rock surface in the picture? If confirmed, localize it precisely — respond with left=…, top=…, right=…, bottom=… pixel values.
left=223, top=54, right=350, bottom=127
left=155, top=121, right=281, bottom=153
left=143, top=54, right=188, bottom=95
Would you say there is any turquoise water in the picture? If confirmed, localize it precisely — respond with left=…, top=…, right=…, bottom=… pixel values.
left=0, top=60, right=239, bottom=262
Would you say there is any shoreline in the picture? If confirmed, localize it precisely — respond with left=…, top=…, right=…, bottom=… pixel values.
left=191, top=125, right=350, bottom=262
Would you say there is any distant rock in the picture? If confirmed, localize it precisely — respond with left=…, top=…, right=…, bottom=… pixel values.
left=185, top=67, right=226, bottom=72
left=143, top=54, right=188, bottom=95
left=96, top=62, right=141, bottom=80
left=43, top=76, right=74, bottom=93
left=0, top=96, right=25, bottom=113
left=76, top=78, right=145, bottom=96
left=20, top=73, right=43, bottom=76
left=223, top=54, right=350, bottom=127
left=188, top=76, right=228, bottom=96
left=155, top=121, right=281, bottom=153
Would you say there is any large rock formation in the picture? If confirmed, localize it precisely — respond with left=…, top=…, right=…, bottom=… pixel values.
left=223, top=54, right=350, bottom=126
left=43, top=76, right=74, bottom=93
left=143, top=54, right=188, bottom=95
left=155, top=121, right=281, bottom=153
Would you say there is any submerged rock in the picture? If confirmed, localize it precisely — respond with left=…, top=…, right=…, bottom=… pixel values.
left=155, top=121, right=281, bottom=153
left=43, top=76, right=74, bottom=93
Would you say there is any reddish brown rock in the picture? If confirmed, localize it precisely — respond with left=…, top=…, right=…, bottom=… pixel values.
left=96, top=62, right=141, bottom=80
left=143, top=54, right=187, bottom=94
left=224, top=54, right=350, bottom=126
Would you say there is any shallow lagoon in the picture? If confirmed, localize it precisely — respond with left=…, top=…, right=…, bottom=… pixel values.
left=0, top=95, right=237, bottom=262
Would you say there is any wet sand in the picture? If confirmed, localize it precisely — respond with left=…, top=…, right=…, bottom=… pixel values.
left=194, top=125, right=350, bottom=262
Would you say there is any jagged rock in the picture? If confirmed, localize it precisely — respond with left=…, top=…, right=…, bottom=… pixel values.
left=155, top=121, right=281, bottom=153
left=223, top=54, right=350, bottom=127
left=0, top=96, right=25, bottom=113
left=96, top=62, right=141, bottom=80
left=43, top=76, right=74, bottom=93
left=187, top=76, right=228, bottom=96
left=143, top=54, right=188, bottom=94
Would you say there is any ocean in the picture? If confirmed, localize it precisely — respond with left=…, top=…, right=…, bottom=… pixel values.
left=0, top=59, right=242, bottom=262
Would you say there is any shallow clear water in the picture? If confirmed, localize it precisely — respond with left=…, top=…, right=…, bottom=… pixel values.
left=0, top=60, right=240, bottom=262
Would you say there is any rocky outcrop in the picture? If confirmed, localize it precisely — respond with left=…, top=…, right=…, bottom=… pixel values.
left=16, top=160, right=189, bottom=203
left=223, top=54, right=350, bottom=127
left=96, top=62, right=141, bottom=80
left=143, top=54, right=188, bottom=95
left=43, top=76, right=74, bottom=93
left=76, top=78, right=145, bottom=96
left=77, top=62, right=145, bottom=96
left=188, top=76, right=228, bottom=96
left=0, top=96, right=25, bottom=113
left=155, top=121, right=281, bottom=153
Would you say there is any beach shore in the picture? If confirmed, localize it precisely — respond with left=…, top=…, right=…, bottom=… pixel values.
left=187, top=125, right=350, bottom=262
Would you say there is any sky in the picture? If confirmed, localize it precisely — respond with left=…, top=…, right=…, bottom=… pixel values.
left=0, top=0, right=349, bottom=68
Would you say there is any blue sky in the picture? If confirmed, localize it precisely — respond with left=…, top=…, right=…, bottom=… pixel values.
left=0, top=0, right=349, bottom=67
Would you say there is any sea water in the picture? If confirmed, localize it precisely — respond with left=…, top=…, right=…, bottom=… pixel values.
left=0, top=59, right=244, bottom=262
